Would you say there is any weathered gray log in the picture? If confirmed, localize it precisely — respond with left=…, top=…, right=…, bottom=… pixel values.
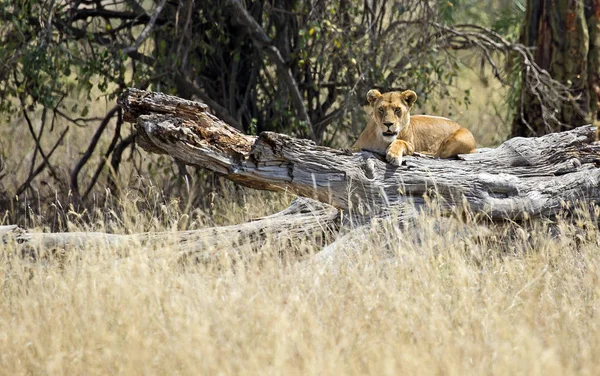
left=1, top=225, right=31, bottom=245
left=118, top=88, right=600, bottom=220
left=2, top=199, right=339, bottom=260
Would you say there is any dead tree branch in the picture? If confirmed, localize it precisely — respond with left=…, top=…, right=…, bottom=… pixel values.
left=15, top=126, right=70, bottom=197
left=83, top=108, right=124, bottom=199
left=70, top=106, right=120, bottom=198
left=431, top=22, right=578, bottom=133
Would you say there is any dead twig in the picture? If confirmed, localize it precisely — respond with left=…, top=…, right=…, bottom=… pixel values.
left=16, top=126, right=69, bottom=197
left=70, top=106, right=120, bottom=198
left=83, top=108, right=124, bottom=200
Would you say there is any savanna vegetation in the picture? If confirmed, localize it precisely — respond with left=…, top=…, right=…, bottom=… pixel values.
left=2, top=0, right=600, bottom=374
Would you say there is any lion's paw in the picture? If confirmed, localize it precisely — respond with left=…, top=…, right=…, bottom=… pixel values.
left=386, top=151, right=403, bottom=166
left=340, top=148, right=356, bottom=156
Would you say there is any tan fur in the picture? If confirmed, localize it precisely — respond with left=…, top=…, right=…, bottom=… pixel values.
left=353, top=89, right=476, bottom=166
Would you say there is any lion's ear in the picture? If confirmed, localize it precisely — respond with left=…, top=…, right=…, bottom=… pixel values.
left=401, top=90, right=417, bottom=108
left=366, top=89, right=382, bottom=105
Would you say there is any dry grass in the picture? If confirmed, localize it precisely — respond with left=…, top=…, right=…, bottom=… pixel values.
left=2, top=202, right=600, bottom=375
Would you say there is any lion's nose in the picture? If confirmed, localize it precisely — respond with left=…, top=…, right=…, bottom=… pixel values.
left=383, top=121, right=394, bottom=128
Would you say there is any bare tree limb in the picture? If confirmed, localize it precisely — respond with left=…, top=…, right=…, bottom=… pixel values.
left=122, top=0, right=167, bottom=55
left=83, top=109, right=124, bottom=199
left=15, top=126, right=69, bottom=197
left=429, top=22, right=580, bottom=132
left=70, top=106, right=120, bottom=198
left=21, top=106, right=62, bottom=187
left=107, top=133, right=136, bottom=194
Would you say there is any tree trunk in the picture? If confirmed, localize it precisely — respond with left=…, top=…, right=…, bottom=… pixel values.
left=513, top=0, right=600, bottom=137
left=587, top=0, right=600, bottom=119
left=119, top=88, right=600, bottom=221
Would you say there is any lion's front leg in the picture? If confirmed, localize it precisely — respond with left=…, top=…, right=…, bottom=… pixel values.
left=386, top=140, right=414, bottom=166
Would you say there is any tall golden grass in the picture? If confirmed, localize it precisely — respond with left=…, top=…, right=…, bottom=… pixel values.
left=2, top=199, right=600, bottom=375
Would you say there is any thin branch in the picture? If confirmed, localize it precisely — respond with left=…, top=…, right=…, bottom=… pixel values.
left=54, top=108, right=106, bottom=126
left=70, top=106, right=120, bottom=197
left=15, top=126, right=69, bottom=197
left=21, top=107, right=62, bottom=186
left=83, top=108, right=124, bottom=199
left=69, top=9, right=149, bottom=22
left=107, top=132, right=136, bottom=194
left=429, top=22, right=579, bottom=132
left=0, top=141, right=5, bottom=180
left=122, top=0, right=167, bottom=55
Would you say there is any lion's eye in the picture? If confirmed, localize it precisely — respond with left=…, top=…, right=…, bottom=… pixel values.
left=378, top=107, right=384, bottom=114
left=395, top=108, right=402, bottom=114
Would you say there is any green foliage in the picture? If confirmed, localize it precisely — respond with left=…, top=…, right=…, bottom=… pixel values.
left=439, top=0, right=461, bottom=24
left=447, top=0, right=525, bottom=33
left=435, top=0, right=526, bottom=124
left=492, top=0, right=526, bottom=37
left=0, top=0, right=132, bottom=116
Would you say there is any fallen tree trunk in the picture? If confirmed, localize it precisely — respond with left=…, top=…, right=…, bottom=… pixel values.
left=118, top=88, right=600, bottom=220
left=2, top=199, right=339, bottom=260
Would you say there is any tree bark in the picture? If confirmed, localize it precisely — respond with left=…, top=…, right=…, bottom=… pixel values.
left=513, top=0, right=600, bottom=137
left=119, top=88, right=600, bottom=221
left=587, top=0, right=600, bottom=120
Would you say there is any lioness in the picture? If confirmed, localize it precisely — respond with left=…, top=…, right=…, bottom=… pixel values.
left=353, top=89, right=475, bottom=166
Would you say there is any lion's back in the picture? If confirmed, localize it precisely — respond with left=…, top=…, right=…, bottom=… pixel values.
left=409, top=115, right=463, bottom=154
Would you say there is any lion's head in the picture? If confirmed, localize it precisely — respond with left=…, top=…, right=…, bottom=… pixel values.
left=366, top=89, right=417, bottom=141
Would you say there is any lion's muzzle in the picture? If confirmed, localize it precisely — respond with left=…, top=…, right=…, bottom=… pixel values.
left=382, top=121, right=399, bottom=138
